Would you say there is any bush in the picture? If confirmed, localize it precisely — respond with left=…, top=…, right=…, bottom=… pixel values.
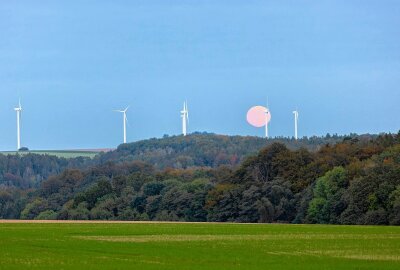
left=35, top=210, right=57, bottom=220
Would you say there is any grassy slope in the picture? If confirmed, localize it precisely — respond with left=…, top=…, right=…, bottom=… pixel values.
left=0, top=222, right=399, bottom=270
left=0, top=150, right=98, bottom=158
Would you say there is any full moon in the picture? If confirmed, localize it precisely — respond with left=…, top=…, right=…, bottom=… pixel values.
left=247, top=106, right=271, bottom=127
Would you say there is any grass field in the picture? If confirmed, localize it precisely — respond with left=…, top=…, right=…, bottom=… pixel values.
left=0, top=150, right=101, bottom=158
left=0, top=221, right=399, bottom=270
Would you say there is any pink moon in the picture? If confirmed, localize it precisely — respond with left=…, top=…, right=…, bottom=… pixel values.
left=247, top=106, right=271, bottom=127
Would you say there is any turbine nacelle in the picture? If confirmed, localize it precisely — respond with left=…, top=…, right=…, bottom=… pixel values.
left=114, top=106, right=129, bottom=113
left=14, top=101, right=22, bottom=111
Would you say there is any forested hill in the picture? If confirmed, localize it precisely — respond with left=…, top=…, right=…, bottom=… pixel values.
left=0, top=133, right=373, bottom=189
left=2, top=132, right=399, bottom=225
left=94, top=132, right=351, bottom=169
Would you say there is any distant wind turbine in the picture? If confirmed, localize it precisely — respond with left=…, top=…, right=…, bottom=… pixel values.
left=293, top=110, right=299, bottom=140
left=181, top=101, right=189, bottom=136
left=14, top=99, right=22, bottom=150
left=114, top=106, right=129, bottom=144
left=265, top=107, right=271, bottom=139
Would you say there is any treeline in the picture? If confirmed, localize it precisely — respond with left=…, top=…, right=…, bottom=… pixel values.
left=95, top=132, right=350, bottom=169
left=0, top=133, right=348, bottom=189
left=1, top=132, right=399, bottom=225
left=0, top=154, right=92, bottom=188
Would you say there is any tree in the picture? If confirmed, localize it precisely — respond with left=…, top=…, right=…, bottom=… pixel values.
left=35, top=210, right=57, bottom=220
left=388, top=186, right=400, bottom=225
left=20, top=198, right=49, bottom=219
left=307, top=167, right=347, bottom=224
left=83, top=178, right=113, bottom=208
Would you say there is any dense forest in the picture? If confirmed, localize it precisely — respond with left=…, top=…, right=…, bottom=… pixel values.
left=0, top=154, right=92, bottom=189
left=0, top=133, right=347, bottom=188
left=94, top=132, right=350, bottom=169
left=0, top=132, right=399, bottom=225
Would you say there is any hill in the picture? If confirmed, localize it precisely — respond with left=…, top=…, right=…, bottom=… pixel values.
left=2, top=132, right=398, bottom=225
left=0, top=133, right=374, bottom=189
left=94, top=132, right=351, bottom=169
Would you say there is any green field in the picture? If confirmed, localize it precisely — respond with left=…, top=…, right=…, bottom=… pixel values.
left=0, top=150, right=99, bottom=158
left=0, top=222, right=399, bottom=270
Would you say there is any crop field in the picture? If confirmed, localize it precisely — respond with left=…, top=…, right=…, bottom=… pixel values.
left=0, top=150, right=101, bottom=158
left=0, top=221, right=399, bottom=270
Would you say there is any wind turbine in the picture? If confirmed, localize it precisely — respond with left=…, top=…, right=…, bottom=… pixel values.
left=14, top=99, right=22, bottom=150
left=293, top=110, right=299, bottom=140
left=264, top=97, right=271, bottom=139
left=114, top=106, right=129, bottom=144
left=181, top=101, right=189, bottom=136
left=264, top=107, right=270, bottom=138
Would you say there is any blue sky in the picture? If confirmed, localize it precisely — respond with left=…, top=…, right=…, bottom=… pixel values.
left=0, top=0, right=399, bottom=150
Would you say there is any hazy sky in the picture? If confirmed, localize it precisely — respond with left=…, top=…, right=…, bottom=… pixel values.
left=1, top=0, right=399, bottom=150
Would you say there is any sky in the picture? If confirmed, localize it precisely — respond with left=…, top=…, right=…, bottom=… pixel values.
left=0, top=0, right=399, bottom=150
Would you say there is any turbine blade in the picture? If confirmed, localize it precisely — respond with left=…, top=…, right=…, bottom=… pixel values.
left=125, top=114, right=131, bottom=127
left=186, top=102, right=189, bottom=124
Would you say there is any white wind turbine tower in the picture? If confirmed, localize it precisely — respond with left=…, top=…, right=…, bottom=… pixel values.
left=181, top=101, right=189, bottom=136
left=114, top=106, right=129, bottom=144
left=264, top=108, right=270, bottom=138
left=264, top=98, right=271, bottom=139
left=293, top=110, right=299, bottom=140
left=14, top=99, right=22, bottom=150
